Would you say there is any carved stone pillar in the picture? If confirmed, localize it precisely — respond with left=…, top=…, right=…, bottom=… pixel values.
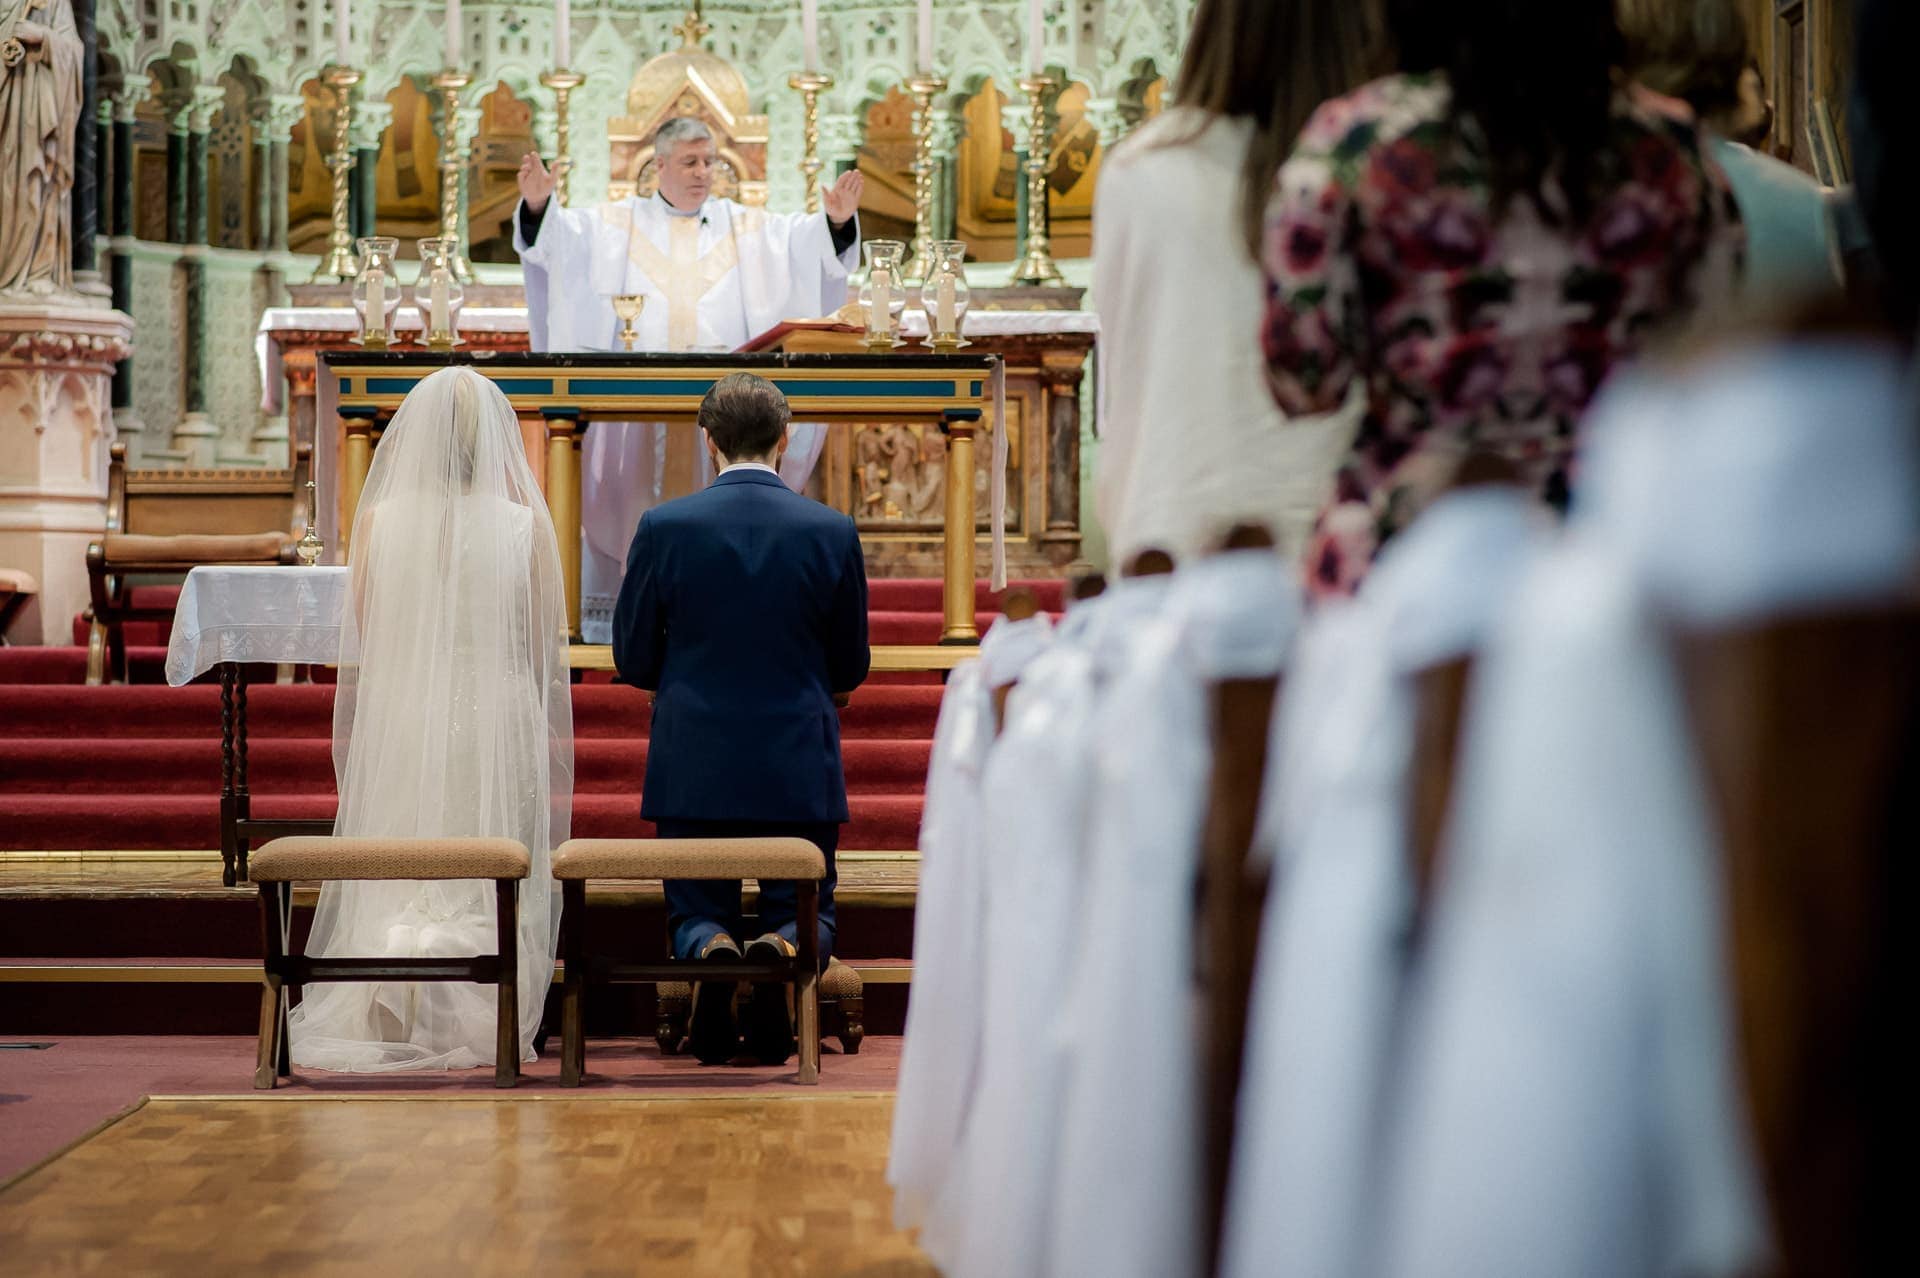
left=165, top=104, right=189, bottom=245
left=264, top=96, right=305, bottom=255
left=0, top=307, right=135, bottom=644
left=70, top=0, right=101, bottom=287
left=349, top=100, right=393, bottom=241
left=1001, top=101, right=1030, bottom=260
left=1084, top=97, right=1130, bottom=155
left=928, top=108, right=965, bottom=243
left=455, top=103, right=483, bottom=266
left=1040, top=350, right=1084, bottom=541
left=170, top=88, right=225, bottom=465
left=107, top=87, right=145, bottom=451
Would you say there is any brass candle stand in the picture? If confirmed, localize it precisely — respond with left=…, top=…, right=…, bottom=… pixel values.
left=788, top=70, right=834, bottom=215
left=311, top=65, right=362, bottom=282
left=903, top=74, right=947, bottom=285
left=1008, top=74, right=1066, bottom=287
left=539, top=68, right=586, bottom=207
left=432, top=69, right=477, bottom=283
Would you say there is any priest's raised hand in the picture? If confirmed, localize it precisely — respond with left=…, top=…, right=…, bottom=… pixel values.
left=518, top=151, right=557, bottom=215
left=824, top=170, right=865, bottom=227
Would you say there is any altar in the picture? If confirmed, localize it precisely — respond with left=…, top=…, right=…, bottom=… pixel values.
left=260, top=301, right=1098, bottom=587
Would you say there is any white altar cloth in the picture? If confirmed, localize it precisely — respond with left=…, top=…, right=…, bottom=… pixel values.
left=165, top=565, right=350, bottom=686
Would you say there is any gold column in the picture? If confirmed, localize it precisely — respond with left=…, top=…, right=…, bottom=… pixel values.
left=904, top=74, right=947, bottom=284
left=539, top=69, right=585, bottom=207
left=941, top=414, right=979, bottom=642
left=1008, top=74, right=1065, bottom=287
left=432, top=70, right=477, bottom=283
left=545, top=415, right=582, bottom=639
left=310, top=65, right=362, bottom=282
left=341, top=415, right=376, bottom=556
left=788, top=70, right=834, bottom=214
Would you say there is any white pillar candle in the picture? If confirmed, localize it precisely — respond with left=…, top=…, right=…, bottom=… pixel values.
left=334, top=0, right=350, bottom=66
left=361, top=265, right=384, bottom=325
left=555, top=0, right=571, bottom=68
left=1026, top=0, right=1043, bottom=76
left=444, top=0, right=462, bottom=70
left=801, top=0, right=820, bottom=73
left=917, top=0, right=934, bottom=75
left=935, top=273, right=957, bottom=335
left=871, top=268, right=893, bottom=335
left=430, top=273, right=451, bottom=335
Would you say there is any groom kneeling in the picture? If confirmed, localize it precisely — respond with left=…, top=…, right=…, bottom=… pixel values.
left=613, top=373, right=871, bottom=1065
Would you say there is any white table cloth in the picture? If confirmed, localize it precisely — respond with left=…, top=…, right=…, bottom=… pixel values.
left=165, top=565, right=351, bottom=686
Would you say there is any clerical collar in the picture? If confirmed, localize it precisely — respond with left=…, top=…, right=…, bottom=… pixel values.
left=656, top=192, right=705, bottom=219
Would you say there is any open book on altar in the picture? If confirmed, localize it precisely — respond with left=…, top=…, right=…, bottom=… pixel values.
left=736, top=305, right=867, bottom=353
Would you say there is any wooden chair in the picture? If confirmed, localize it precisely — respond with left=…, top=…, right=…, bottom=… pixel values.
left=1677, top=604, right=1920, bottom=1276
left=84, top=441, right=312, bottom=684
left=552, top=837, right=828, bottom=1084
left=656, top=956, right=865, bottom=1056
left=250, top=837, right=531, bottom=1090
left=0, top=568, right=37, bottom=644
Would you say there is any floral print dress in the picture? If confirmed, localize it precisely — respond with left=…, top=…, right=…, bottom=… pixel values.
left=1262, top=74, right=1743, bottom=595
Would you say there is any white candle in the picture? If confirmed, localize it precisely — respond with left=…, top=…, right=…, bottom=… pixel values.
left=801, top=0, right=820, bottom=73
left=555, top=0, right=571, bottom=68
left=444, top=0, right=462, bottom=70
left=334, top=0, right=350, bottom=66
left=917, top=0, right=934, bottom=75
left=935, top=273, right=956, bottom=335
left=871, top=268, right=893, bottom=335
left=1026, top=0, right=1043, bottom=76
left=430, top=274, right=450, bottom=336
left=361, top=266, right=384, bottom=324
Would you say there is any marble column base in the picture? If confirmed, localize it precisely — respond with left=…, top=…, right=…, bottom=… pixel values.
left=167, top=412, right=220, bottom=467
left=0, top=302, right=135, bottom=645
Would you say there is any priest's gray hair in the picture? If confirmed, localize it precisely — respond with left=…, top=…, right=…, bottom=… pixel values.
left=654, top=117, right=714, bottom=157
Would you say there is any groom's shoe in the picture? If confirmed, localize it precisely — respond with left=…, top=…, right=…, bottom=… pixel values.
left=743, top=933, right=798, bottom=1066
left=689, top=932, right=742, bottom=1065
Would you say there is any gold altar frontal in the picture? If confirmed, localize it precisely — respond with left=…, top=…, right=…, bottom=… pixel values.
left=323, top=350, right=998, bottom=645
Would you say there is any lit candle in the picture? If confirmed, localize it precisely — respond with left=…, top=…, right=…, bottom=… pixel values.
left=1026, top=0, right=1043, bottom=76
left=430, top=273, right=450, bottom=337
left=801, top=0, right=820, bottom=73
left=935, top=273, right=956, bottom=335
left=334, top=0, right=350, bottom=66
left=555, top=0, right=571, bottom=68
left=917, top=0, right=933, bottom=75
left=444, top=0, right=461, bottom=70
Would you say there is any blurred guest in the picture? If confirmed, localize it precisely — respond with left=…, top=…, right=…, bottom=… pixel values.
left=1618, top=0, right=1841, bottom=298
left=1262, top=0, right=1743, bottom=596
left=1093, top=0, right=1379, bottom=566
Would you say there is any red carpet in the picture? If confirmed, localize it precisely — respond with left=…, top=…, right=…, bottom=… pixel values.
left=0, top=579, right=1063, bottom=852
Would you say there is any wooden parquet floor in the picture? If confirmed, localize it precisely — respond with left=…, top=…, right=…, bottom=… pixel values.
left=0, top=1095, right=933, bottom=1277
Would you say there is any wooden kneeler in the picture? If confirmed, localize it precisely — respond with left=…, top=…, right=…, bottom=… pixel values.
left=552, top=838, right=828, bottom=1085
left=250, top=837, right=532, bottom=1090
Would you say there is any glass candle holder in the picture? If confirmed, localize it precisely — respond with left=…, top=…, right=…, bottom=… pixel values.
left=860, top=240, right=908, bottom=349
left=415, top=237, right=466, bottom=349
left=353, top=237, right=402, bottom=347
left=924, top=240, right=972, bottom=350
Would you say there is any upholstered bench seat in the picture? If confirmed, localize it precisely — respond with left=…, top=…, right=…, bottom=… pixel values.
left=251, top=836, right=530, bottom=882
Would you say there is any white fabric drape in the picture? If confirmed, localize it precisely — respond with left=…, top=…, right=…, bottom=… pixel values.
left=290, top=366, right=574, bottom=1072
left=936, top=578, right=1171, bottom=1278
left=890, top=613, right=1055, bottom=1237
left=1221, top=488, right=1538, bottom=1278
left=1048, top=550, right=1302, bottom=1278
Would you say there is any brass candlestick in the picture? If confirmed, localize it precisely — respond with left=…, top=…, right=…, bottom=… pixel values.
left=903, top=74, right=947, bottom=285
left=296, top=480, right=326, bottom=565
left=788, top=70, right=834, bottom=215
left=540, top=68, right=585, bottom=207
left=1009, top=74, right=1066, bottom=287
left=432, top=69, right=477, bottom=283
left=311, top=65, right=362, bottom=282
left=612, top=294, right=646, bottom=350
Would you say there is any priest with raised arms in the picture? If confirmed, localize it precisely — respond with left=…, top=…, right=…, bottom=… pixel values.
left=513, top=117, right=864, bottom=642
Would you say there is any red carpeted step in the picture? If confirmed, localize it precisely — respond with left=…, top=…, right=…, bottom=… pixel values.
left=0, top=793, right=923, bottom=851
left=0, top=737, right=932, bottom=796
left=0, top=683, right=944, bottom=740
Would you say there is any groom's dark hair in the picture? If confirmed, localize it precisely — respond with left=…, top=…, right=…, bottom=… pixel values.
left=699, top=372, right=791, bottom=461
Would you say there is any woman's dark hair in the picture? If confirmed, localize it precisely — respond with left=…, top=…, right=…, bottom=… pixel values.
left=1390, top=0, right=1624, bottom=226
left=1171, top=0, right=1384, bottom=259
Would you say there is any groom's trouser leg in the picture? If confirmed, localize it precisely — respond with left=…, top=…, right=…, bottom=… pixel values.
left=656, top=818, right=745, bottom=961
left=754, top=823, right=839, bottom=965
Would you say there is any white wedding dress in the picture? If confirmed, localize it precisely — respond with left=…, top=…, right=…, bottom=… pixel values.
left=289, top=367, right=574, bottom=1072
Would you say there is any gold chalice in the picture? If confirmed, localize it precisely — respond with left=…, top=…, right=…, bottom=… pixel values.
left=612, top=294, right=646, bottom=351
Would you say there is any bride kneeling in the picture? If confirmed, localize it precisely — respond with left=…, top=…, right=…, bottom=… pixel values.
left=290, top=366, right=574, bottom=1072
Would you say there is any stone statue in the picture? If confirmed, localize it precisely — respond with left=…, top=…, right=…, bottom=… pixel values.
left=0, top=0, right=83, bottom=299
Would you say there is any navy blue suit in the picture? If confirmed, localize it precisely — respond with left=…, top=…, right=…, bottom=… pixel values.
left=612, top=467, right=870, bottom=959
